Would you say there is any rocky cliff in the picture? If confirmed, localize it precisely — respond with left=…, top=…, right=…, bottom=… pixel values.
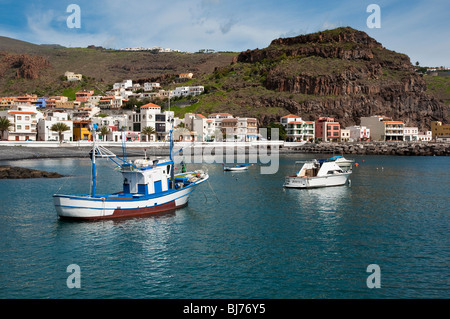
left=0, top=52, right=51, bottom=80
left=230, top=27, right=446, bottom=129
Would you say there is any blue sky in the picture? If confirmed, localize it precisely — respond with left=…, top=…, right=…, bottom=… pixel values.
left=0, top=0, right=448, bottom=66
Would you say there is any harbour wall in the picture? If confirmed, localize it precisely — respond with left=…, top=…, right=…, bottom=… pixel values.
left=280, top=141, right=450, bottom=156
left=0, top=141, right=449, bottom=161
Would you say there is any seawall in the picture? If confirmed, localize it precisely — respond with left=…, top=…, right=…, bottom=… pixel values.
left=280, top=141, right=450, bottom=156
left=1, top=141, right=449, bottom=161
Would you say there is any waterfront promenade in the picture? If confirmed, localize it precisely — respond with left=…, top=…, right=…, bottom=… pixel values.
left=0, top=140, right=449, bottom=161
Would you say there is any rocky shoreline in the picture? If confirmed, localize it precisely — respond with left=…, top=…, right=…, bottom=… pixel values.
left=0, top=165, right=64, bottom=179
left=280, top=141, right=450, bottom=156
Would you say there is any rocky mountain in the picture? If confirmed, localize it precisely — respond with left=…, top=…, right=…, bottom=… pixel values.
left=194, top=27, right=446, bottom=129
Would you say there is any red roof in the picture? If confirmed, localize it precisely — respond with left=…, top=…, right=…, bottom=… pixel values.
left=196, top=114, right=206, bottom=118
left=141, top=103, right=161, bottom=108
left=9, top=111, right=36, bottom=115
left=281, top=114, right=301, bottom=119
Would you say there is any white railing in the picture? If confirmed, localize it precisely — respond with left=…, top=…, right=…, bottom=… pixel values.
left=0, top=140, right=287, bottom=148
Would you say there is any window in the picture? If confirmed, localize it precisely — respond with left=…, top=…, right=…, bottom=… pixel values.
left=156, top=114, right=165, bottom=122
left=25, top=125, right=30, bottom=130
left=17, top=125, right=22, bottom=129
left=17, top=116, right=22, bottom=120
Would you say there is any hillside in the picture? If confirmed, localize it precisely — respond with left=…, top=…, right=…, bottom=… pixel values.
left=0, top=36, right=237, bottom=96
left=0, top=29, right=449, bottom=130
left=174, top=27, right=448, bottom=129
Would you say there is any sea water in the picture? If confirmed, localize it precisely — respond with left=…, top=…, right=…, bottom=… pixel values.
left=0, top=155, right=448, bottom=299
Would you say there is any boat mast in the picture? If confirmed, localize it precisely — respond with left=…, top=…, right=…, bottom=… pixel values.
left=91, top=124, right=97, bottom=197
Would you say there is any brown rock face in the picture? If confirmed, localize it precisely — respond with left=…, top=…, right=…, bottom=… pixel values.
left=235, top=27, right=446, bottom=129
left=0, top=52, right=51, bottom=79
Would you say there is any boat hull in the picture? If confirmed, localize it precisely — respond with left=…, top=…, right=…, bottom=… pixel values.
left=54, top=175, right=208, bottom=220
left=283, top=172, right=351, bottom=189
left=223, top=167, right=248, bottom=171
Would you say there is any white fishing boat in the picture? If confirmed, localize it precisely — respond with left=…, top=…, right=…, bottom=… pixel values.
left=327, top=155, right=354, bottom=171
left=283, top=159, right=351, bottom=189
left=222, top=163, right=251, bottom=171
left=53, top=125, right=208, bottom=220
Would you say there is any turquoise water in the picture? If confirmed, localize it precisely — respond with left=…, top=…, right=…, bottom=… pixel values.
left=0, top=155, right=449, bottom=299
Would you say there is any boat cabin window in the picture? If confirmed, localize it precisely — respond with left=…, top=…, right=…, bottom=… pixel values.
left=327, top=170, right=343, bottom=175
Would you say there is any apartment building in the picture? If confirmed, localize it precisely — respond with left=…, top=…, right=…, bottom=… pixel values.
left=0, top=104, right=43, bottom=141
left=184, top=113, right=216, bottom=142
left=361, top=116, right=404, bottom=141
left=315, top=117, right=341, bottom=142
left=37, top=112, right=73, bottom=142
left=431, top=121, right=450, bottom=140
left=237, top=118, right=259, bottom=142
left=282, top=117, right=315, bottom=142
left=75, top=90, right=94, bottom=103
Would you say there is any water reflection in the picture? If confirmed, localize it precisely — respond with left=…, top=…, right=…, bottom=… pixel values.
left=285, top=184, right=351, bottom=214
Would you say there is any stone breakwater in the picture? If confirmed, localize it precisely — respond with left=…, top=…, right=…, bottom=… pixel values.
left=281, top=142, right=450, bottom=156
left=0, top=165, right=64, bottom=179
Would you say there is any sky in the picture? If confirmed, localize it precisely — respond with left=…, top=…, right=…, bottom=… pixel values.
left=0, top=0, right=448, bottom=67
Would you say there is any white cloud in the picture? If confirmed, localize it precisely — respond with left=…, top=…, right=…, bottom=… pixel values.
left=2, top=0, right=447, bottom=66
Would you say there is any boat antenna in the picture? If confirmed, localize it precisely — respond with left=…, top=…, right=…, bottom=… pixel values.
left=121, top=127, right=127, bottom=161
left=169, top=117, right=175, bottom=189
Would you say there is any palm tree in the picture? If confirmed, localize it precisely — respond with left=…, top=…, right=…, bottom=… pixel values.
left=50, top=122, right=70, bottom=143
left=0, top=117, right=12, bottom=140
left=141, top=126, right=156, bottom=142
left=99, top=126, right=109, bottom=141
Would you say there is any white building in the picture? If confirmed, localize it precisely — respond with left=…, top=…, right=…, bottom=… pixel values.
left=91, top=114, right=128, bottom=141
left=98, top=96, right=125, bottom=110
left=144, top=82, right=161, bottom=91
left=280, top=114, right=302, bottom=129
left=37, top=112, right=73, bottom=142
left=171, top=86, right=204, bottom=98
left=0, top=104, right=44, bottom=141
left=207, top=113, right=234, bottom=132
left=65, top=71, right=82, bottom=81
left=87, top=95, right=103, bottom=106
left=72, top=106, right=101, bottom=120
left=347, top=125, right=371, bottom=142
left=403, top=127, right=419, bottom=141
left=237, top=117, right=259, bottom=142
left=281, top=115, right=315, bottom=142
left=184, top=113, right=216, bottom=142
left=127, top=103, right=177, bottom=141
left=113, top=79, right=133, bottom=90
left=417, top=131, right=432, bottom=142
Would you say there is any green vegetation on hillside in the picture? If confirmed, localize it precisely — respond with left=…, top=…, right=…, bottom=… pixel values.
left=424, top=74, right=450, bottom=105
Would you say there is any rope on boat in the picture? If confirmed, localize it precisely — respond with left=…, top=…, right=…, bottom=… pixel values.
left=207, top=179, right=220, bottom=203
left=54, top=151, right=91, bottom=194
